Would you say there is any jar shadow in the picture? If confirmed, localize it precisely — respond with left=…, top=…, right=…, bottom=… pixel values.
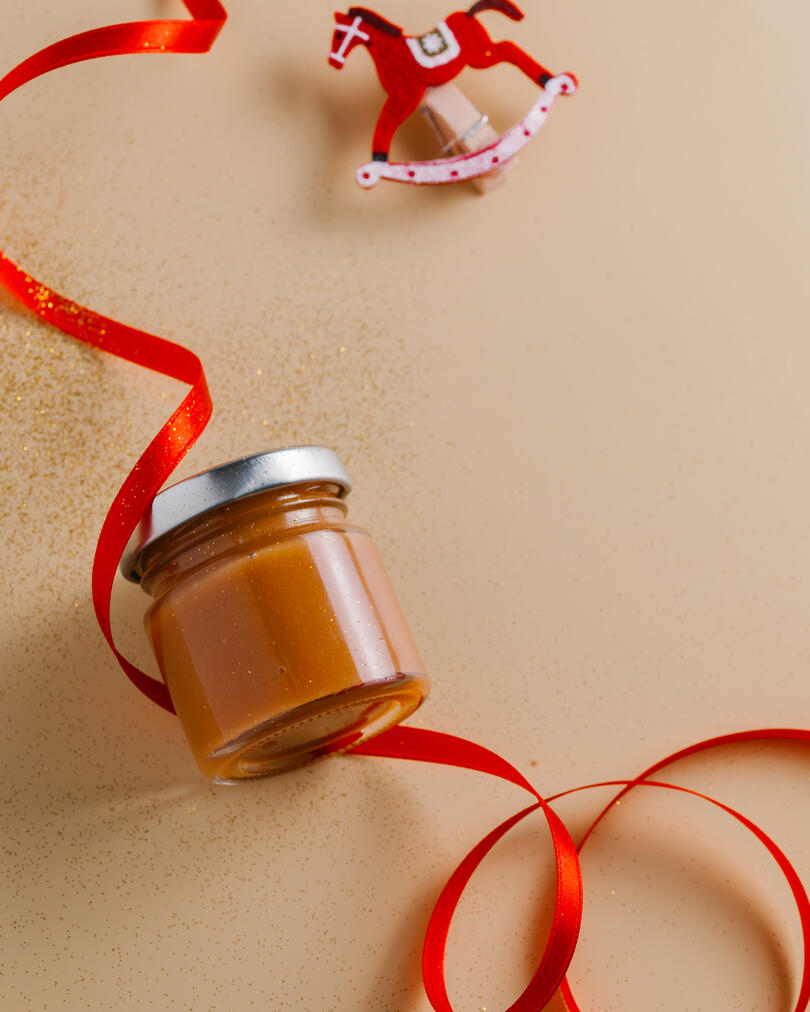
left=333, top=757, right=441, bottom=1009
left=1, top=593, right=200, bottom=799
left=3, top=591, right=441, bottom=1006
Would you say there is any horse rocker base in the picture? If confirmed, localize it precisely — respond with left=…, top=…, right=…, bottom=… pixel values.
left=355, top=73, right=576, bottom=188
left=420, top=84, right=512, bottom=194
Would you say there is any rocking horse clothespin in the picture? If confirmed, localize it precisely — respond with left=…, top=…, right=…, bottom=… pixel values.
left=328, top=1, right=577, bottom=191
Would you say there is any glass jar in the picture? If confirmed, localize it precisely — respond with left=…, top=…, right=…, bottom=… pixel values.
left=121, top=447, right=429, bottom=783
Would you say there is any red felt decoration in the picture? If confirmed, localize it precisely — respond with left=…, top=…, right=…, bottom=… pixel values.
left=329, top=3, right=577, bottom=186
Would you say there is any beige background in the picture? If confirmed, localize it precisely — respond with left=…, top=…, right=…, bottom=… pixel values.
left=2, top=0, right=809, bottom=1008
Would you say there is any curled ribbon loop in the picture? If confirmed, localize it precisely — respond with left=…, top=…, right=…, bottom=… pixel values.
left=1, top=8, right=808, bottom=1012
left=554, top=729, right=810, bottom=1012
left=0, top=256, right=210, bottom=711
left=359, top=728, right=810, bottom=1011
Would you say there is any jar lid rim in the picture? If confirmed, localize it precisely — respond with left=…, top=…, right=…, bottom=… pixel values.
left=120, top=445, right=351, bottom=583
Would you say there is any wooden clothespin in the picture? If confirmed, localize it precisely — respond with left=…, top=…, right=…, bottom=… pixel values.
left=420, top=83, right=512, bottom=194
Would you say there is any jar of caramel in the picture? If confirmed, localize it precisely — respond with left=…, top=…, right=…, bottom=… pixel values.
left=121, top=447, right=429, bottom=783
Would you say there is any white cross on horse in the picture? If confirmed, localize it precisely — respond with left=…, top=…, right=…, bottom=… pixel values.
left=330, top=16, right=371, bottom=65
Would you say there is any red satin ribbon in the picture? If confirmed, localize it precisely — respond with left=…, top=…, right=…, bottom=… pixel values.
left=356, top=728, right=810, bottom=1010
left=0, top=2, right=226, bottom=709
left=0, top=0, right=228, bottom=105
left=2, top=9, right=808, bottom=1011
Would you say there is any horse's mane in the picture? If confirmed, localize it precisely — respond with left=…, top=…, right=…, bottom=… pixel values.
left=347, top=7, right=403, bottom=37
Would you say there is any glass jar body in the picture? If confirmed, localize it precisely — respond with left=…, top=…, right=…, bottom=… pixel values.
left=138, top=483, right=428, bottom=782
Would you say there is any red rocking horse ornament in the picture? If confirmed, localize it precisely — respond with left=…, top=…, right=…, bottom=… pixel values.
left=328, top=1, right=577, bottom=188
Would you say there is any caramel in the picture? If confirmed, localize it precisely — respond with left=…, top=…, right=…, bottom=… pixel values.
left=123, top=449, right=429, bottom=782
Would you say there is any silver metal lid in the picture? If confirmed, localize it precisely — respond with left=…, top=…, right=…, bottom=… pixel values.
left=120, top=446, right=351, bottom=583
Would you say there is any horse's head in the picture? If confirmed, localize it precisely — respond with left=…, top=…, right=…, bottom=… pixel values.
left=329, top=12, right=371, bottom=68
